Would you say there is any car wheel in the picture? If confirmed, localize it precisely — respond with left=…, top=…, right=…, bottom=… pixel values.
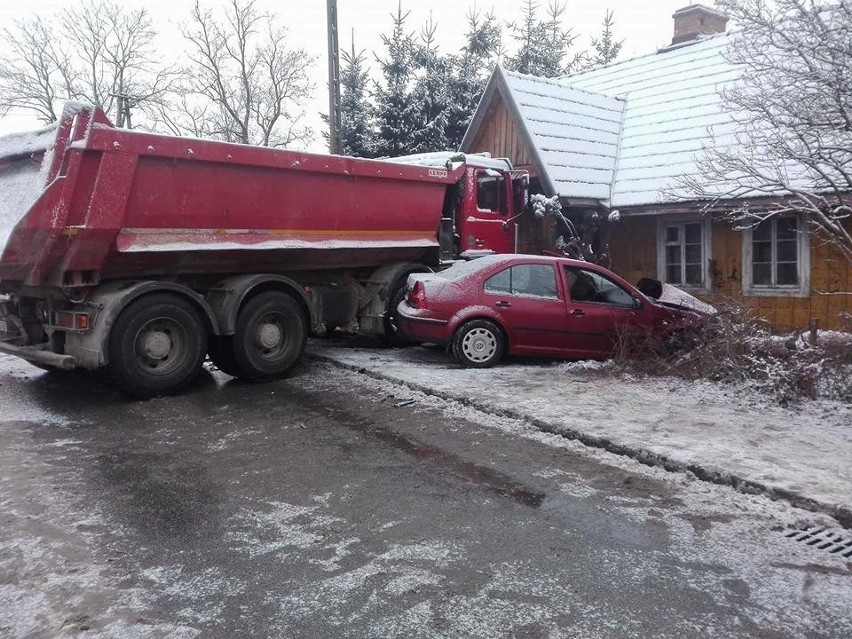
left=107, top=293, right=207, bottom=398
left=452, top=320, right=504, bottom=368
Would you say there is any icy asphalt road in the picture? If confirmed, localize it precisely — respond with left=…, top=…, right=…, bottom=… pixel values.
left=1, top=354, right=851, bottom=638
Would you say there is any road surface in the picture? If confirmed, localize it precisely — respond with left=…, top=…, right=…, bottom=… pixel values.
left=1, top=353, right=850, bottom=638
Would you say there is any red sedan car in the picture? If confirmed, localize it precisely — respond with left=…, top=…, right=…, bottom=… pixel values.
left=396, top=254, right=708, bottom=367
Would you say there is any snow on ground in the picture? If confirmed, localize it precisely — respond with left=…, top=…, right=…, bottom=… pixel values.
left=307, top=341, right=852, bottom=522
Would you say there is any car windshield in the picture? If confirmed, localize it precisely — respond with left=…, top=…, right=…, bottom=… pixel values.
left=436, top=255, right=508, bottom=279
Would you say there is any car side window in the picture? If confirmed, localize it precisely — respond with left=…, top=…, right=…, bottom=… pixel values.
left=565, top=267, right=633, bottom=306
left=484, top=268, right=511, bottom=293
left=485, top=265, right=559, bottom=299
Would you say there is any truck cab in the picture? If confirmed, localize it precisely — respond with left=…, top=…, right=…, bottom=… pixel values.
left=386, top=152, right=529, bottom=260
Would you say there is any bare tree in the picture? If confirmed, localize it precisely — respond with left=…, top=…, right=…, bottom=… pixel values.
left=0, top=1, right=175, bottom=127
left=0, top=17, right=70, bottom=123
left=172, top=0, right=315, bottom=148
left=61, top=2, right=177, bottom=127
left=682, top=0, right=852, bottom=263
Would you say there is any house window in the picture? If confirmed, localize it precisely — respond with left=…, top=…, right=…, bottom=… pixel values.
left=656, top=218, right=711, bottom=291
left=743, top=215, right=810, bottom=296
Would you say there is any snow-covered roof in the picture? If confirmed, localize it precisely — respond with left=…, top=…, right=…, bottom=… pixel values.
left=567, top=34, right=739, bottom=207
left=500, top=70, right=625, bottom=202
left=463, top=33, right=741, bottom=208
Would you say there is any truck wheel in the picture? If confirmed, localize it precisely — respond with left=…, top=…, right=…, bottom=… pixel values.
left=452, top=319, right=505, bottom=368
left=231, top=291, right=306, bottom=381
left=208, top=336, right=241, bottom=377
left=107, top=294, right=208, bottom=398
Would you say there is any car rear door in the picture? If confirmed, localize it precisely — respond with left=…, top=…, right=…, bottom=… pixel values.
left=561, top=265, right=642, bottom=357
left=481, top=263, right=567, bottom=354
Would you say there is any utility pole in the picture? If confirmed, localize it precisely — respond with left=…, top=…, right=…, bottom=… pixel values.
left=327, top=0, right=342, bottom=155
left=111, top=93, right=137, bottom=129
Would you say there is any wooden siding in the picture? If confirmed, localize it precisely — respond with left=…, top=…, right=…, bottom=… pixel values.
left=606, top=216, right=852, bottom=331
left=468, top=94, right=535, bottom=172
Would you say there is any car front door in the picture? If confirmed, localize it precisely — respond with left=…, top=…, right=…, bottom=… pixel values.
left=561, top=265, right=642, bottom=358
left=482, top=263, right=567, bottom=355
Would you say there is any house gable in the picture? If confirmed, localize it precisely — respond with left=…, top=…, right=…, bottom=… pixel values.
left=465, top=89, right=536, bottom=175
left=462, top=65, right=625, bottom=206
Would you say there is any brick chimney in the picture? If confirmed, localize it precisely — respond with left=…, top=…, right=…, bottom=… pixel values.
left=672, top=4, right=728, bottom=45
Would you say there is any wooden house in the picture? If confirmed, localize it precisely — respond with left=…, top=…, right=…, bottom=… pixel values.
left=460, top=4, right=851, bottom=331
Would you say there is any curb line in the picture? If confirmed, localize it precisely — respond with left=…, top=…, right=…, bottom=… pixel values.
left=306, top=350, right=852, bottom=530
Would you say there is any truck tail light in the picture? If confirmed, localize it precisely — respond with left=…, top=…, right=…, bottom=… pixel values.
left=54, top=310, right=90, bottom=331
left=408, top=281, right=427, bottom=309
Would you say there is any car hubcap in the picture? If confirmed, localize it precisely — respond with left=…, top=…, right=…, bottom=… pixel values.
left=462, top=328, right=497, bottom=363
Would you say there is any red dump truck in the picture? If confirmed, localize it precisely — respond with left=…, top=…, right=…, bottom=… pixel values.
left=0, top=104, right=528, bottom=396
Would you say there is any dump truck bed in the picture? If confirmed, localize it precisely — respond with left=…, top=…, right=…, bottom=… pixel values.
left=0, top=105, right=464, bottom=291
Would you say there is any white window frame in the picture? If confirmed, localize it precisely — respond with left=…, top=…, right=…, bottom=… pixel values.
left=656, top=215, right=713, bottom=292
left=741, top=214, right=810, bottom=297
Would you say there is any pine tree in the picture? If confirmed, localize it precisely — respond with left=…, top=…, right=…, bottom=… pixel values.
left=337, top=39, right=374, bottom=157
left=407, top=16, right=452, bottom=153
left=372, top=4, right=419, bottom=157
left=504, top=0, right=577, bottom=77
left=444, top=9, right=502, bottom=148
left=590, top=10, right=623, bottom=67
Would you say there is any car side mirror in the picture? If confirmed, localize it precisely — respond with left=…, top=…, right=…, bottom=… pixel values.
left=632, top=297, right=643, bottom=309
left=502, top=221, right=510, bottom=231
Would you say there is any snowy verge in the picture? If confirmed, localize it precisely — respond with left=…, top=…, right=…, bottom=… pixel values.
left=306, top=341, right=852, bottom=528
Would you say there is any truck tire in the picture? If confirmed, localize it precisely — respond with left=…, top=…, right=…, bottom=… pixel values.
left=231, top=291, right=306, bottom=381
left=107, top=294, right=208, bottom=398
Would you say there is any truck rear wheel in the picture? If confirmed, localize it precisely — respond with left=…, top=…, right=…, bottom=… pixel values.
left=231, top=291, right=306, bottom=381
left=107, top=294, right=208, bottom=398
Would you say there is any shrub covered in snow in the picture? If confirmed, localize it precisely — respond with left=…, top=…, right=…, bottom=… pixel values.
left=616, top=302, right=852, bottom=405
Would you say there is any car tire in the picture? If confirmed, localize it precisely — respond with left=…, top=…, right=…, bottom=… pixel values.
left=452, top=319, right=504, bottom=368
left=107, top=293, right=207, bottom=398
left=231, top=291, right=307, bottom=381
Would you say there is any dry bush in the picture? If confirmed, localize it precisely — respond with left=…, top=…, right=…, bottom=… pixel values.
left=614, top=302, right=852, bottom=405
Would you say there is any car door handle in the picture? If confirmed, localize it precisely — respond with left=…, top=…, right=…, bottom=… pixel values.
left=495, top=301, right=512, bottom=308
left=569, top=308, right=585, bottom=317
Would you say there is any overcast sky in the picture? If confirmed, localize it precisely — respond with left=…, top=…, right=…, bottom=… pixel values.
left=0, top=0, right=698, bottom=149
